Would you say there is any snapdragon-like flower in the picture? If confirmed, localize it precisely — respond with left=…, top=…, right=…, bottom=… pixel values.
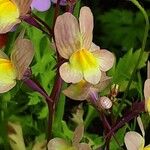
left=31, top=0, right=66, bottom=12
left=0, top=35, right=34, bottom=93
left=125, top=117, right=150, bottom=150
left=0, top=0, right=32, bottom=33
left=54, top=7, right=114, bottom=85
left=48, top=124, right=91, bottom=150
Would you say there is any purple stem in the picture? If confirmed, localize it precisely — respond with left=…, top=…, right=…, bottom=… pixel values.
left=31, top=13, right=53, bottom=35
left=105, top=101, right=145, bottom=139
left=22, top=16, right=50, bottom=36
left=47, top=67, right=63, bottom=141
left=23, top=78, right=52, bottom=103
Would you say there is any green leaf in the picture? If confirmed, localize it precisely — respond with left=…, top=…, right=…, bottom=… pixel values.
left=28, top=92, right=42, bottom=106
left=73, top=0, right=81, bottom=18
left=109, top=49, right=148, bottom=91
left=38, top=106, right=48, bottom=119
left=84, top=133, right=105, bottom=149
left=98, top=9, right=145, bottom=50
left=109, top=125, right=127, bottom=150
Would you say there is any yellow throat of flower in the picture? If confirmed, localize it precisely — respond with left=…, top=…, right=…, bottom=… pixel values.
left=70, top=49, right=99, bottom=72
left=0, top=58, right=16, bottom=84
left=0, top=0, right=19, bottom=25
left=143, top=146, right=150, bottom=150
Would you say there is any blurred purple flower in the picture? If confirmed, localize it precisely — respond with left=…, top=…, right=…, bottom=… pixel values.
left=31, top=0, right=67, bottom=12
left=31, top=0, right=51, bottom=12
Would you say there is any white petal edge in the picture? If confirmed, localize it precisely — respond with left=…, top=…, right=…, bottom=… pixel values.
left=124, top=131, right=145, bottom=150
left=59, top=62, right=83, bottom=83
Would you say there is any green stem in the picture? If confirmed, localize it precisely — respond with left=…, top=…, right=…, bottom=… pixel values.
left=116, top=0, right=149, bottom=117
left=53, top=84, right=66, bottom=133
left=84, top=105, right=98, bottom=130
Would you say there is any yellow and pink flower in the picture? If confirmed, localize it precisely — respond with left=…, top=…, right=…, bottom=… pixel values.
left=0, top=35, right=34, bottom=93
left=0, top=0, right=32, bottom=33
left=54, top=7, right=115, bottom=85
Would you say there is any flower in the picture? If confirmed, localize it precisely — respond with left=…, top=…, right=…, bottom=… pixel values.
left=54, top=7, right=114, bottom=85
left=124, top=117, right=150, bottom=150
left=31, top=0, right=66, bottom=12
left=31, top=0, right=51, bottom=12
left=48, top=124, right=91, bottom=150
left=0, top=34, right=34, bottom=93
left=0, top=0, right=32, bottom=33
left=63, top=72, right=111, bottom=100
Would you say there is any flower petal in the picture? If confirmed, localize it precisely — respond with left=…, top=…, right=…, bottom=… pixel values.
left=48, top=138, right=72, bottom=150
left=137, top=116, right=145, bottom=137
left=69, top=49, right=101, bottom=84
left=89, top=42, right=100, bottom=52
left=124, top=131, right=145, bottom=150
left=144, top=79, right=150, bottom=100
left=54, top=13, right=81, bottom=59
left=79, top=7, right=93, bottom=49
left=0, top=82, right=16, bottom=93
left=59, top=62, right=83, bottom=83
left=93, top=49, right=115, bottom=72
left=31, top=0, right=51, bottom=12
left=0, top=50, right=9, bottom=59
left=63, top=80, right=91, bottom=101
left=147, top=61, right=150, bottom=79
left=11, top=39, right=34, bottom=80
left=94, top=72, right=111, bottom=92
left=72, top=124, right=84, bottom=147
left=12, top=0, right=32, bottom=16
left=84, top=67, right=101, bottom=85
left=0, top=0, right=20, bottom=33
left=78, top=143, right=92, bottom=150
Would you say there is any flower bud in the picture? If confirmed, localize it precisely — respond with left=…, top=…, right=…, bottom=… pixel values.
left=97, top=96, right=112, bottom=110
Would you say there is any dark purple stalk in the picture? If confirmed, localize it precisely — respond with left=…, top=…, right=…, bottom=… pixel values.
left=22, top=16, right=50, bottom=36
left=105, top=101, right=145, bottom=139
left=88, top=94, right=122, bottom=150
left=52, top=0, right=61, bottom=30
left=31, top=13, right=53, bottom=35
left=46, top=0, right=64, bottom=141
left=47, top=72, right=63, bottom=141
left=100, top=112, right=123, bottom=150
left=23, top=78, right=52, bottom=103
